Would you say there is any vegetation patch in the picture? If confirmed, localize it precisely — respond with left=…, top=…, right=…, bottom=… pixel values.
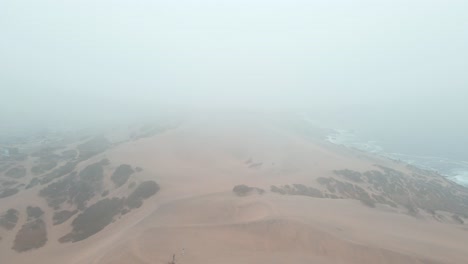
left=5, top=166, right=27, bottom=178
left=1, top=179, right=17, bottom=187
left=333, top=169, right=363, bottom=182
left=111, top=164, right=134, bottom=188
left=61, top=149, right=77, bottom=160
left=318, top=166, right=468, bottom=214
left=31, top=147, right=60, bottom=159
left=26, top=178, right=40, bottom=189
left=31, top=160, right=58, bottom=175
left=0, top=188, right=19, bottom=198
left=126, top=181, right=160, bottom=209
left=59, top=198, right=124, bottom=242
left=53, top=210, right=78, bottom=225
left=0, top=163, right=11, bottom=173
left=271, top=184, right=323, bottom=198
left=452, top=214, right=464, bottom=224
left=232, top=184, right=265, bottom=196
left=0, top=209, right=19, bottom=230
left=40, top=161, right=105, bottom=210
left=26, top=206, right=44, bottom=220
left=248, top=162, right=263, bottom=169
left=133, top=124, right=171, bottom=140
left=12, top=219, right=47, bottom=252
left=79, top=162, right=104, bottom=188
left=77, top=136, right=110, bottom=161
left=39, top=161, right=77, bottom=185
left=40, top=174, right=75, bottom=209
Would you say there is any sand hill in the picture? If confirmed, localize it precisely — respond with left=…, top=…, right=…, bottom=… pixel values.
left=1, top=113, right=467, bottom=264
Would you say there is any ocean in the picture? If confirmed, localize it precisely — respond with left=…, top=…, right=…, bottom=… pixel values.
left=326, top=129, right=468, bottom=187
left=301, top=108, right=468, bottom=187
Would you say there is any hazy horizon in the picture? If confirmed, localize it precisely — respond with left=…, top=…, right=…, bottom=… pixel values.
left=1, top=0, right=467, bottom=157
left=2, top=2, right=468, bottom=261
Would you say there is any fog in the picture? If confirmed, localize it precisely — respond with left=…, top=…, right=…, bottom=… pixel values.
left=1, top=0, right=467, bottom=139
left=3, top=2, right=468, bottom=260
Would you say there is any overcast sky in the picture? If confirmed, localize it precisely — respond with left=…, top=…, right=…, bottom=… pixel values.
left=1, top=0, right=467, bottom=127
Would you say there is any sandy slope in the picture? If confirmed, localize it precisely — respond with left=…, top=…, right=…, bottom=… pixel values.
left=3, top=114, right=468, bottom=264
left=96, top=194, right=467, bottom=264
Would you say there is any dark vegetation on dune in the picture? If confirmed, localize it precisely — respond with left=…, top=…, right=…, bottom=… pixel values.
left=233, top=184, right=265, bottom=196
left=26, top=178, right=40, bottom=189
left=5, top=153, right=28, bottom=162
left=60, top=198, right=124, bottom=242
left=40, top=161, right=105, bottom=210
left=59, top=180, right=159, bottom=243
left=61, top=149, right=77, bottom=160
left=31, top=147, right=61, bottom=159
left=40, top=173, right=78, bottom=209
left=12, top=219, right=47, bottom=252
left=77, top=136, right=110, bottom=161
left=0, top=162, right=11, bottom=173
left=53, top=210, right=78, bottom=225
left=26, top=206, right=44, bottom=220
left=5, top=166, right=27, bottom=178
left=0, top=209, right=19, bottom=230
left=271, top=184, right=324, bottom=198
left=2, top=142, right=159, bottom=246
left=1, top=179, right=17, bottom=187
left=13, top=204, right=48, bottom=252
left=126, top=181, right=160, bottom=209
left=245, top=158, right=263, bottom=169
left=452, top=214, right=464, bottom=224
left=0, top=188, right=19, bottom=198
left=269, top=165, right=468, bottom=214
left=79, top=161, right=105, bottom=189
left=315, top=176, right=377, bottom=207
left=132, top=124, right=170, bottom=140
left=316, top=166, right=468, bottom=217
left=30, top=148, right=62, bottom=175
left=111, top=164, right=134, bottom=188
left=1, top=180, right=18, bottom=189
left=39, top=161, right=78, bottom=185
left=31, top=160, right=58, bottom=175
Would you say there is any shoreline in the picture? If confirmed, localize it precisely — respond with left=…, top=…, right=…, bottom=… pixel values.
left=326, top=129, right=468, bottom=187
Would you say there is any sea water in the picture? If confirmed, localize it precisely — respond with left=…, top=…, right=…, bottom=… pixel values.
left=326, top=129, right=468, bottom=187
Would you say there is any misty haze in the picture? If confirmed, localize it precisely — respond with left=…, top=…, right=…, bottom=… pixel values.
left=1, top=1, right=468, bottom=263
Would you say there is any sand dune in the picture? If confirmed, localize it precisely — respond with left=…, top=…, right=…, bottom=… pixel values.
left=96, top=193, right=458, bottom=264
left=1, top=115, right=468, bottom=264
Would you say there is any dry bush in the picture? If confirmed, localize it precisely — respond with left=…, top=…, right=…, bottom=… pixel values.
left=233, top=184, right=252, bottom=196
left=126, top=181, right=160, bottom=209
left=233, top=185, right=264, bottom=196
left=271, top=184, right=323, bottom=198
left=111, top=164, right=134, bottom=188
left=5, top=166, right=26, bottom=178
left=0, top=209, right=19, bottom=230
left=452, top=214, right=464, bottom=224
left=53, top=210, right=78, bottom=225
left=26, top=206, right=44, bottom=220
left=0, top=188, right=19, bottom=198
left=60, top=198, right=124, bottom=242
left=31, top=160, right=57, bottom=175
left=77, top=136, right=110, bottom=161
left=12, top=219, right=47, bottom=252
